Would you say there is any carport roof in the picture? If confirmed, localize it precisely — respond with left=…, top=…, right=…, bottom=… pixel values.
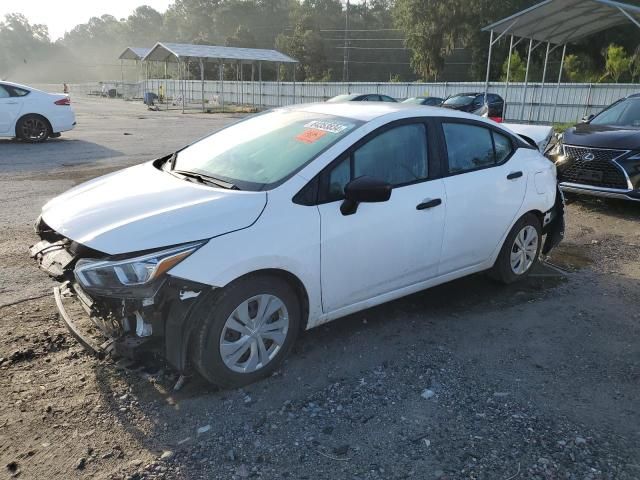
left=483, top=0, right=640, bottom=44
left=118, top=47, right=151, bottom=61
left=143, top=42, right=298, bottom=64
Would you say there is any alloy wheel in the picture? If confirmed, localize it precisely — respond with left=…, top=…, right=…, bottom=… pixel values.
left=510, top=225, right=539, bottom=275
left=21, top=118, right=48, bottom=141
left=219, top=294, right=289, bottom=373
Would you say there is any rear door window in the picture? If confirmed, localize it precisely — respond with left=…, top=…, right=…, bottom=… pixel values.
left=0, top=85, right=10, bottom=98
left=442, top=123, right=513, bottom=174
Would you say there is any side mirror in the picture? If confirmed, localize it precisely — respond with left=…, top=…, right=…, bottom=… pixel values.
left=582, top=114, right=595, bottom=123
left=340, top=176, right=392, bottom=216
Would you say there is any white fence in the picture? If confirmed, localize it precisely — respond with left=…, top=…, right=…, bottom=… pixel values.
left=50, top=80, right=640, bottom=124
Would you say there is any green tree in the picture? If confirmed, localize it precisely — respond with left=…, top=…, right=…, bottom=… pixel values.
left=630, top=45, right=640, bottom=82
left=393, top=0, right=470, bottom=80
left=602, top=44, right=631, bottom=83
left=501, top=51, right=526, bottom=81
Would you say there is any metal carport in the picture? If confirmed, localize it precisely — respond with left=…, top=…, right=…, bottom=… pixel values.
left=142, top=42, right=298, bottom=113
left=482, top=0, right=640, bottom=122
left=118, top=48, right=150, bottom=99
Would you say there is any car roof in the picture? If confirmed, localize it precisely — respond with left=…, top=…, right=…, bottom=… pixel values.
left=279, top=102, right=491, bottom=123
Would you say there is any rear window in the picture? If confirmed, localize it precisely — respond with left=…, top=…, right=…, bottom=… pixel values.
left=9, top=86, right=30, bottom=97
left=443, top=95, right=475, bottom=107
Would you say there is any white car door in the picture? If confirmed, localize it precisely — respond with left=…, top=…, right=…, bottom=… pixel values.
left=0, top=85, right=23, bottom=134
left=318, top=121, right=446, bottom=313
left=438, top=120, right=528, bottom=275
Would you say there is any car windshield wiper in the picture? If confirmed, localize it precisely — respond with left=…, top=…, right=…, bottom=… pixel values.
left=171, top=169, right=239, bottom=190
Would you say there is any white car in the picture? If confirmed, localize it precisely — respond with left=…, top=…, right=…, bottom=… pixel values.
left=30, top=103, right=564, bottom=387
left=0, top=81, right=76, bottom=142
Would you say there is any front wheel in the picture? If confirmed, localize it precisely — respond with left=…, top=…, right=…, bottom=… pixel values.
left=489, top=213, right=542, bottom=284
left=190, top=275, right=301, bottom=388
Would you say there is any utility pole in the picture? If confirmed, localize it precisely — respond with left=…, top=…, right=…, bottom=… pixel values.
left=342, top=0, right=350, bottom=83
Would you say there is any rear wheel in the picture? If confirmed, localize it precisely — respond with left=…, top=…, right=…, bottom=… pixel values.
left=190, top=275, right=301, bottom=388
left=17, top=115, right=50, bottom=143
left=489, top=213, right=542, bottom=284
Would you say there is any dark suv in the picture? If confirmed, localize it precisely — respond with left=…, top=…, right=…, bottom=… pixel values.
left=549, top=94, right=640, bottom=202
left=441, top=93, right=505, bottom=121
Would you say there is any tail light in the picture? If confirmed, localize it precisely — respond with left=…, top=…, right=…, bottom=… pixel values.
left=54, top=97, right=70, bottom=106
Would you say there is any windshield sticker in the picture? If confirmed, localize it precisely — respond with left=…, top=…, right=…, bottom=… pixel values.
left=296, top=129, right=328, bottom=144
left=304, top=120, right=352, bottom=134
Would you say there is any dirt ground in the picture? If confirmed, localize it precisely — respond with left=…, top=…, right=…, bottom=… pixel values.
left=0, top=97, right=639, bottom=480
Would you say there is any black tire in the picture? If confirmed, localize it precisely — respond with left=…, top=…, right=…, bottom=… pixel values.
left=190, top=274, right=301, bottom=388
left=489, top=213, right=542, bottom=284
left=16, top=114, right=50, bottom=143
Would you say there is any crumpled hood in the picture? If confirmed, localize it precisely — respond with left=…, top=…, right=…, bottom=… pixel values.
left=41, top=161, right=267, bottom=255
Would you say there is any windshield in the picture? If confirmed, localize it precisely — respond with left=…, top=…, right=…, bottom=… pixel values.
left=591, top=98, right=640, bottom=128
left=402, top=98, right=425, bottom=105
left=327, top=94, right=357, bottom=103
left=443, top=95, right=475, bottom=106
left=173, top=110, right=361, bottom=190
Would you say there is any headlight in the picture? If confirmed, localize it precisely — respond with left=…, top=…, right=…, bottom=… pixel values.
left=74, top=241, right=205, bottom=298
left=627, top=152, right=640, bottom=160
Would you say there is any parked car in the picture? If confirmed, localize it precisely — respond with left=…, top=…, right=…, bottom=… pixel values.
left=327, top=93, right=397, bottom=103
left=402, top=96, right=444, bottom=107
left=442, top=93, right=505, bottom=121
left=548, top=94, right=640, bottom=202
left=0, top=81, right=76, bottom=142
left=30, top=103, right=564, bottom=387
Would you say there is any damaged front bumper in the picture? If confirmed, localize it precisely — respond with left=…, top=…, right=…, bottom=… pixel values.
left=541, top=186, right=566, bottom=255
left=30, top=236, right=211, bottom=372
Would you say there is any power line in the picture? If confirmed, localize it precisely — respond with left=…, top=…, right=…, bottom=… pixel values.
left=323, top=37, right=406, bottom=41
left=328, top=60, right=411, bottom=65
left=322, top=28, right=402, bottom=32
left=336, top=46, right=409, bottom=50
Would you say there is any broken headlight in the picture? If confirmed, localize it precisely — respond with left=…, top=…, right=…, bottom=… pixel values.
left=74, top=242, right=205, bottom=298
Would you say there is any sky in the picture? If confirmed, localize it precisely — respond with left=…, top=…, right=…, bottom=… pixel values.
left=0, top=0, right=174, bottom=41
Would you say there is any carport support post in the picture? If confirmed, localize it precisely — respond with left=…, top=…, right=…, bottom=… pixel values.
left=165, top=61, right=168, bottom=111
left=120, top=59, right=124, bottom=99
left=181, top=59, right=185, bottom=114
left=277, top=62, right=281, bottom=107
left=551, top=44, right=567, bottom=124
left=251, top=63, right=255, bottom=109
left=220, top=62, right=225, bottom=113
left=536, top=42, right=551, bottom=123
left=259, top=62, right=263, bottom=107
left=503, top=35, right=514, bottom=120
left=483, top=30, right=494, bottom=105
left=520, top=38, right=534, bottom=122
left=200, top=58, right=205, bottom=112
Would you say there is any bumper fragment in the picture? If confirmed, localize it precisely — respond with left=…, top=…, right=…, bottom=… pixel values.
left=54, top=283, right=107, bottom=358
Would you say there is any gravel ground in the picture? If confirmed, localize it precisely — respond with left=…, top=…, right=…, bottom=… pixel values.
left=0, top=97, right=639, bottom=479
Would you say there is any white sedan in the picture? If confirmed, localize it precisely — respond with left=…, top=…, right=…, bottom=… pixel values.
left=30, top=103, right=564, bottom=387
left=0, top=81, right=76, bottom=142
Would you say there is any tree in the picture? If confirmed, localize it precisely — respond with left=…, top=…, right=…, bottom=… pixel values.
left=563, top=54, right=599, bottom=83
left=602, top=44, right=631, bottom=83
left=225, top=25, right=257, bottom=49
left=0, top=13, right=54, bottom=79
left=630, top=45, right=640, bottom=83
left=501, top=51, right=526, bottom=82
left=393, top=0, right=470, bottom=80
left=126, top=6, right=163, bottom=46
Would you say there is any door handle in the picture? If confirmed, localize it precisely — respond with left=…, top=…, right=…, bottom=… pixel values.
left=5, top=101, right=18, bottom=105
left=507, top=171, right=523, bottom=180
left=416, top=198, right=442, bottom=210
